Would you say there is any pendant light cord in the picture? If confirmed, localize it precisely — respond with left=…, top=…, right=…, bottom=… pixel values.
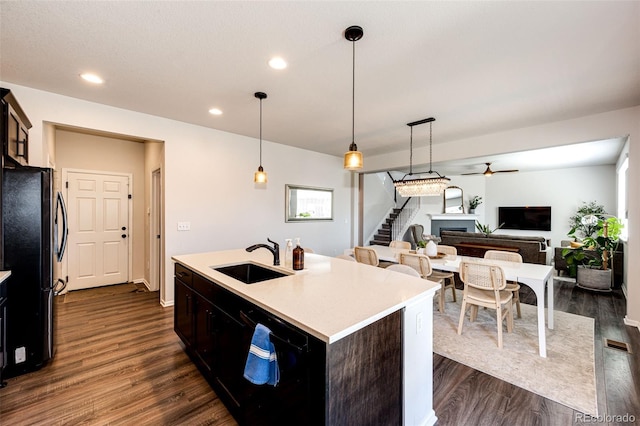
left=351, top=39, right=355, bottom=145
left=409, top=125, right=414, bottom=175
left=428, top=121, right=433, bottom=173
left=259, top=97, right=263, bottom=167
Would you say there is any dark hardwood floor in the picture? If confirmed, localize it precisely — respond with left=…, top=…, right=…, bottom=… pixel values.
left=0, top=280, right=638, bottom=425
left=434, top=279, right=640, bottom=426
left=0, top=288, right=237, bottom=426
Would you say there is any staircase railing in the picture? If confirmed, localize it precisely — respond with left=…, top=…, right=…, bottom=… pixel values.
left=391, top=197, right=420, bottom=241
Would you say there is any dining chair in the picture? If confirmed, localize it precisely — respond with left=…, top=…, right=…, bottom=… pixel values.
left=484, top=250, right=523, bottom=318
left=436, top=244, right=457, bottom=257
left=409, top=224, right=427, bottom=248
left=431, top=244, right=458, bottom=307
left=458, top=261, right=514, bottom=349
left=399, top=252, right=455, bottom=313
left=389, top=240, right=411, bottom=250
left=386, top=264, right=421, bottom=277
left=335, top=254, right=357, bottom=262
left=353, top=246, right=379, bottom=267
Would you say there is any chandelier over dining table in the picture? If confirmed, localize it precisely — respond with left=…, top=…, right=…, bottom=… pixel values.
left=394, top=117, right=450, bottom=197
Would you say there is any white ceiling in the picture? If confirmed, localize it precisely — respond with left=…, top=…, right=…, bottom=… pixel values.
left=1, top=1, right=638, bottom=173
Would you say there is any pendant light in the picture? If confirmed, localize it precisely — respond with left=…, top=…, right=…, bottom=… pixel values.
left=253, top=91, right=268, bottom=183
left=394, top=117, right=450, bottom=197
left=343, top=25, right=364, bottom=171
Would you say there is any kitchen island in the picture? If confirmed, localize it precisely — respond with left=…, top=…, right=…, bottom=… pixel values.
left=172, top=249, right=438, bottom=425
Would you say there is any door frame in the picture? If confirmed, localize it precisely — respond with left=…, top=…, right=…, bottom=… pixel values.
left=150, top=168, right=163, bottom=293
left=61, top=168, right=133, bottom=290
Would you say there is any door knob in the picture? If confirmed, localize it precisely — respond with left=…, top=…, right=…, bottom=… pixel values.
left=122, top=234, right=127, bottom=238
left=122, top=226, right=127, bottom=231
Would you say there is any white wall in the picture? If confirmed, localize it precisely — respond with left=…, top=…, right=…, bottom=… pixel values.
left=484, top=165, right=615, bottom=249
left=144, top=141, right=165, bottom=289
left=2, top=82, right=353, bottom=306
left=362, top=173, right=394, bottom=244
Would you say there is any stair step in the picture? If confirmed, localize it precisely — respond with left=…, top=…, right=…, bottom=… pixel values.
left=370, top=240, right=390, bottom=247
left=374, top=234, right=391, bottom=242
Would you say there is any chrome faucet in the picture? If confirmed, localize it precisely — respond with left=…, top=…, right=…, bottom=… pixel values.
left=246, top=238, right=280, bottom=266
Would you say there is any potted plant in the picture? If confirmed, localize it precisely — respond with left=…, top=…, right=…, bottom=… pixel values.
left=468, top=196, right=482, bottom=214
left=562, top=215, right=623, bottom=291
left=566, top=201, right=606, bottom=247
left=475, top=221, right=503, bottom=236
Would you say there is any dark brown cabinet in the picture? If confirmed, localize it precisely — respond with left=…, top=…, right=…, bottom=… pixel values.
left=193, top=294, right=216, bottom=373
left=174, top=263, right=326, bottom=425
left=1, top=89, right=31, bottom=167
left=174, top=262, right=403, bottom=425
left=0, top=279, right=7, bottom=387
left=174, top=266, right=194, bottom=348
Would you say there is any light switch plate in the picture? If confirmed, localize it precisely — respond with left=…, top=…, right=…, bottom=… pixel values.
left=177, top=221, right=191, bottom=231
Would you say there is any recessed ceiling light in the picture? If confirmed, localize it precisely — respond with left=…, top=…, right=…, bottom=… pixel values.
left=80, top=73, right=104, bottom=84
left=268, top=57, right=287, bottom=70
left=208, top=108, right=223, bottom=116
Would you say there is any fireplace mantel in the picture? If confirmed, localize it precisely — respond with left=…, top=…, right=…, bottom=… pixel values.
left=427, top=214, right=478, bottom=236
left=427, top=214, right=478, bottom=221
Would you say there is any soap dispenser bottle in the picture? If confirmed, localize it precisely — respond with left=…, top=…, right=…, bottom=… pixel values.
left=292, top=238, right=304, bottom=271
left=284, top=239, right=293, bottom=269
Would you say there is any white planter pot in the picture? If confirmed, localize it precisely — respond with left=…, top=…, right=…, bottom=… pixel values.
left=576, top=266, right=612, bottom=292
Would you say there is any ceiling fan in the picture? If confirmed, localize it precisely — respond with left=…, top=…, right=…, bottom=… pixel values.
left=462, top=162, right=519, bottom=176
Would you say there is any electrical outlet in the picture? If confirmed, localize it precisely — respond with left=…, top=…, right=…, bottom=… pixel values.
left=177, top=221, right=191, bottom=231
left=15, top=346, right=26, bottom=363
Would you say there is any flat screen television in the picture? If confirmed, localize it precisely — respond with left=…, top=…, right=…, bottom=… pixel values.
left=498, top=206, right=551, bottom=231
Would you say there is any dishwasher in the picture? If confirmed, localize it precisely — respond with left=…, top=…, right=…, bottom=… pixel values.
left=235, top=307, right=325, bottom=425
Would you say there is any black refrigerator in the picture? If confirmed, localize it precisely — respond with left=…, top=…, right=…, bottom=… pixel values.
left=1, top=166, right=67, bottom=379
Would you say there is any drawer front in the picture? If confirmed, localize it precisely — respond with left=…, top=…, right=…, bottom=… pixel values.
left=175, top=263, right=193, bottom=286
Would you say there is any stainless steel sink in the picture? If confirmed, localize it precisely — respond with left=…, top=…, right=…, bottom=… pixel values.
left=212, top=263, right=289, bottom=284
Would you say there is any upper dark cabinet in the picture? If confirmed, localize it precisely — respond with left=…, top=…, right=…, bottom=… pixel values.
left=1, top=88, right=32, bottom=167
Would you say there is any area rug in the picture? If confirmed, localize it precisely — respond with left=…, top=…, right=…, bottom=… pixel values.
left=433, top=290, right=597, bottom=416
left=62, top=282, right=147, bottom=303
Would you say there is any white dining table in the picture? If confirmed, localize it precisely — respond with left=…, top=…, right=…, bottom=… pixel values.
left=349, top=245, right=555, bottom=357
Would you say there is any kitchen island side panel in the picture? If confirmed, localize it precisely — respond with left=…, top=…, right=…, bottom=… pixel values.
left=326, top=310, right=402, bottom=425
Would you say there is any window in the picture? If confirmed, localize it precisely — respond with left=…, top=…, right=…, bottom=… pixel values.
left=285, top=185, right=333, bottom=222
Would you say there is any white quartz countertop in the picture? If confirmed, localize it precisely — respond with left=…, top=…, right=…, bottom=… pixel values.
left=0, top=270, right=11, bottom=284
left=172, top=249, right=438, bottom=344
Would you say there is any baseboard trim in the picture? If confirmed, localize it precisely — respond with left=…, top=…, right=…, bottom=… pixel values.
left=623, top=316, right=640, bottom=332
left=133, top=278, right=151, bottom=291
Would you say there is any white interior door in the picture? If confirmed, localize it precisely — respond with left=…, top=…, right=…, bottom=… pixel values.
left=66, top=171, right=130, bottom=290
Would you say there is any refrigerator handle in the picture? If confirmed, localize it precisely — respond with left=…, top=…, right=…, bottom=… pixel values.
left=54, top=278, right=67, bottom=296
left=55, top=191, right=68, bottom=262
